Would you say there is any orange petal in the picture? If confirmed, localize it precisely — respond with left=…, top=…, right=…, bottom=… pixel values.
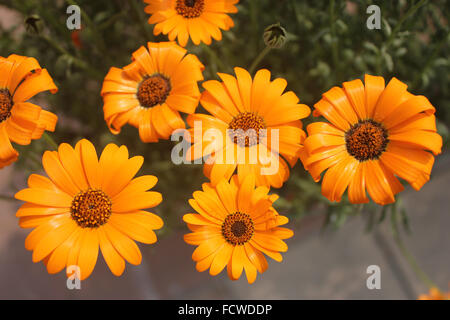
left=238, top=173, right=255, bottom=213
left=0, top=123, right=18, bottom=166
left=138, top=108, right=159, bottom=142
left=42, top=151, right=79, bottom=196
left=77, top=229, right=99, bottom=280
left=321, top=154, right=358, bottom=202
left=313, top=99, right=350, bottom=131
left=109, top=213, right=158, bottom=244
left=230, top=245, right=245, bottom=280
left=103, top=224, right=142, bottom=265
left=192, top=235, right=225, bottom=261
left=209, top=242, right=234, bottom=276
left=365, top=160, right=395, bottom=205
left=32, top=217, right=76, bottom=263
left=15, top=188, right=72, bottom=207
left=323, top=86, right=359, bottom=125
left=252, top=232, right=288, bottom=252
left=78, top=139, right=101, bottom=189
left=216, top=179, right=237, bottom=214
left=372, top=77, right=409, bottom=122
left=58, top=143, right=89, bottom=191
left=383, top=95, right=435, bottom=129
left=364, top=74, right=385, bottom=118
left=343, top=79, right=366, bottom=119
left=348, top=162, right=369, bottom=204
left=98, top=226, right=125, bottom=276
left=244, top=242, right=268, bottom=273
left=13, top=69, right=57, bottom=102
left=112, top=191, right=162, bottom=212
left=46, top=228, right=82, bottom=274
left=388, top=130, right=442, bottom=155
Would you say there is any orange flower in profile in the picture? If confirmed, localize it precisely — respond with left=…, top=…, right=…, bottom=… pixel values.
left=0, top=54, right=58, bottom=169
left=101, top=42, right=204, bottom=142
left=15, top=139, right=163, bottom=280
left=301, top=75, right=442, bottom=205
left=183, top=174, right=293, bottom=283
left=143, top=0, right=239, bottom=47
left=418, top=287, right=450, bottom=300
left=186, top=67, right=310, bottom=188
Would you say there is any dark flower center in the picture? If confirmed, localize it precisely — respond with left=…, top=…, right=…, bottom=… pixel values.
left=176, top=0, right=204, bottom=18
left=0, top=89, right=13, bottom=123
left=71, top=189, right=112, bottom=228
left=228, top=112, right=266, bottom=147
left=345, top=119, right=389, bottom=161
left=137, top=74, right=171, bottom=108
left=222, top=212, right=255, bottom=246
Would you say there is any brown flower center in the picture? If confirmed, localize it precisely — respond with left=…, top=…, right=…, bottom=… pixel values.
left=176, top=0, right=204, bottom=18
left=228, top=112, right=266, bottom=147
left=222, top=212, right=254, bottom=246
left=0, top=89, right=13, bottom=123
left=345, top=119, right=388, bottom=161
left=137, top=74, right=171, bottom=108
left=71, top=189, right=112, bottom=228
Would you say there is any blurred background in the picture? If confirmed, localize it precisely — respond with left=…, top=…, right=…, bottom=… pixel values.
left=0, top=0, right=449, bottom=299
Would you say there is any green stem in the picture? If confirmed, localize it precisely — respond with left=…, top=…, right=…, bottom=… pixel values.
left=98, top=12, right=125, bottom=31
left=375, top=53, right=383, bottom=75
left=385, top=0, right=428, bottom=49
left=393, top=232, right=437, bottom=290
left=42, top=132, right=59, bottom=151
left=39, top=34, right=103, bottom=80
left=0, top=194, right=16, bottom=201
left=66, top=0, right=113, bottom=64
left=248, top=46, right=271, bottom=75
left=130, top=0, right=153, bottom=41
left=391, top=203, right=437, bottom=290
left=202, top=44, right=228, bottom=73
left=249, top=0, right=258, bottom=49
left=376, top=0, right=427, bottom=76
left=329, top=0, right=339, bottom=77
left=412, top=36, right=447, bottom=88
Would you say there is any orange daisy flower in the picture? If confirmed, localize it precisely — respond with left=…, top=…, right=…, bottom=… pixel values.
left=301, top=75, right=443, bottom=205
left=186, top=67, right=310, bottom=188
left=143, top=0, right=239, bottom=47
left=418, top=287, right=450, bottom=300
left=0, top=54, right=58, bottom=169
left=15, top=139, right=163, bottom=280
left=183, top=174, right=293, bottom=283
left=101, top=41, right=204, bottom=142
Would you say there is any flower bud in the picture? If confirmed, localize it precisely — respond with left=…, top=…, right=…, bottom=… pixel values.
left=25, top=15, right=43, bottom=35
left=263, top=23, right=287, bottom=49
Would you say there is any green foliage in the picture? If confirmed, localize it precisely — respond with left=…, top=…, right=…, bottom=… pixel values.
left=0, top=0, right=448, bottom=233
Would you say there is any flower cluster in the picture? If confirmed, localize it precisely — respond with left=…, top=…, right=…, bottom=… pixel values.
left=0, top=1, right=443, bottom=285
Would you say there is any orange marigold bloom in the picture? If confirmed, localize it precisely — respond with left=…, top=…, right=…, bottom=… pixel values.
left=15, top=139, right=164, bottom=280
left=143, top=0, right=239, bottom=47
left=418, top=287, right=450, bottom=300
left=101, top=42, right=204, bottom=142
left=183, top=174, right=293, bottom=283
left=0, top=54, right=58, bottom=169
left=301, top=75, right=443, bottom=205
left=186, top=67, right=310, bottom=188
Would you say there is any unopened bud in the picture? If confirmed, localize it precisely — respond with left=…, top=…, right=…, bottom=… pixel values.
left=25, top=15, right=43, bottom=35
left=263, top=23, right=287, bottom=49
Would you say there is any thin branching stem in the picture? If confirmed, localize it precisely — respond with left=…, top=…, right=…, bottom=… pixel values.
left=377, top=0, right=428, bottom=75
left=66, top=0, right=113, bottom=64
left=130, top=0, right=153, bottom=41
left=42, top=132, right=59, bottom=151
left=391, top=201, right=438, bottom=290
left=329, top=0, right=339, bottom=79
left=39, top=34, right=104, bottom=80
left=248, top=46, right=271, bottom=75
